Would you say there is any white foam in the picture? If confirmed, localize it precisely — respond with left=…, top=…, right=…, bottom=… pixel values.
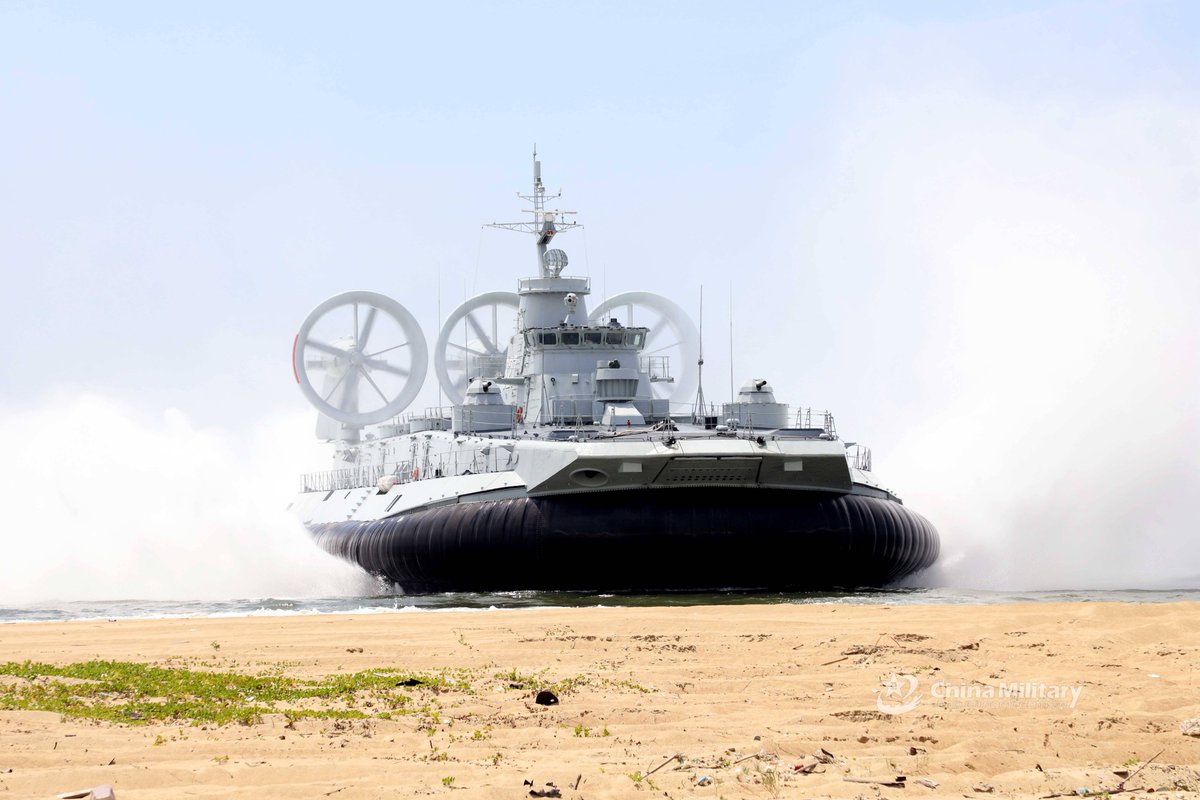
left=0, top=395, right=373, bottom=603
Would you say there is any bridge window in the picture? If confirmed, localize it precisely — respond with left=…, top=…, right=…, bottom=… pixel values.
left=605, top=331, right=624, bottom=345
left=541, top=332, right=557, bottom=345
left=583, top=331, right=603, bottom=345
left=626, top=332, right=644, bottom=347
left=561, top=331, right=580, bottom=345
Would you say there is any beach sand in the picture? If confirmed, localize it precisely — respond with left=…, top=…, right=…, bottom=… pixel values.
left=2, top=602, right=1199, bottom=799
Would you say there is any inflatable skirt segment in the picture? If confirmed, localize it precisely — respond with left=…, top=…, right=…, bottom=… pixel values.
left=308, top=488, right=939, bottom=593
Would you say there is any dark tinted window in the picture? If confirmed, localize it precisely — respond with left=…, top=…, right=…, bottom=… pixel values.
left=561, top=332, right=580, bottom=345
left=541, top=332, right=557, bottom=345
left=606, top=331, right=624, bottom=345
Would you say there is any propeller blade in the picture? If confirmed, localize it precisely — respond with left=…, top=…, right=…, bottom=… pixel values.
left=465, top=313, right=499, bottom=355
left=306, top=340, right=349, bottom=358
left=364, top=358, right=411, bottom=378
left=643, top=339, right=681, bottom=357
left=447, top=341, right=488, bottom=358
left=366, top=341, right=410, bottom=359
left=323, top=366, right=352, bottom=403
left=358, top=306, right=378, bottom=349
left=358, top=365, right=390, bottom=405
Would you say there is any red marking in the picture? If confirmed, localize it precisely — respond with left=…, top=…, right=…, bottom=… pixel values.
left=292, top=334, right=300, bottom=383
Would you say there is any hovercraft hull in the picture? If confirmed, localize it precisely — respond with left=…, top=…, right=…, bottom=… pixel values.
left=307, top=488, right=939, bottom=593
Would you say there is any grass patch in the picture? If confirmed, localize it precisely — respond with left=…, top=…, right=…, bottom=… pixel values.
left=0, top=660, right=467, bottom=726
left=1, top=659, right=647, bottom=728
left=494, top=669, right=653, bottom=696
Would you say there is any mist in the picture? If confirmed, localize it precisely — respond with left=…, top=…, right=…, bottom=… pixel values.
left=0, top=394, right=372, bottom=605
left=861, top=91, right=1200, bottom=590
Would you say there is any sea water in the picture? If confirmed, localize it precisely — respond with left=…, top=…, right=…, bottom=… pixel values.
left=4, top=587, right=1200, bottom=624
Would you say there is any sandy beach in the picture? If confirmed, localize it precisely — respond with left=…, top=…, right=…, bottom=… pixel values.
left=2, top=601, right=1199, bottom=799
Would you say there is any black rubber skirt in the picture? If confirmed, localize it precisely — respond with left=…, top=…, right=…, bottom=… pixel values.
left=308, top=488, right=939, bottom=593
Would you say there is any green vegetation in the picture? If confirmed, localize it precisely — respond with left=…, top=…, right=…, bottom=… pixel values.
left=0, top=659, right=652, bottom=729
left=627, top=771, right=659, bottom=790
left=494, top=669, right=653, bottom=696
left=0, top=660, right=462, bottom=726
left=565, top=674, right=653, bottom=694
left=759, top=764, right=779, bottom=795
left=494, top=667, right=542, bottom=688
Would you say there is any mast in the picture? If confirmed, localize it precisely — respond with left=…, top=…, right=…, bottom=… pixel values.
left=728, top=285, right=735, bottom=408
left=485, top=147, right=582, bottom=276
left=692, top=286, right=707, bottom=424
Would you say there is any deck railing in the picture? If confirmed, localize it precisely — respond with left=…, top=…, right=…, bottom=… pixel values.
left=302, top=404, right=867, bottom=493
left=845, top=443, right=873, bottom=472
left=793, top=407, right=837, bottom=438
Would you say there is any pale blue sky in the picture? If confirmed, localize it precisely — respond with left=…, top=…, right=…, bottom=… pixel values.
left=2, top=1, right=1196, bottom=422
left=1, top=1, right=1198, bottom=591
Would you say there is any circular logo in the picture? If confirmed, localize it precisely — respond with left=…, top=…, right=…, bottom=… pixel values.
left=875, top=673, right=922, bottom=715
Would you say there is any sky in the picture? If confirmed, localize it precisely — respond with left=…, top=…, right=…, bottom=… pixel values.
left=1, top=1, right=1198, bottom=600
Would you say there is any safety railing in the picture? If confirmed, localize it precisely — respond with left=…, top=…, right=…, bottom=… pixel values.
left=301, top=437, right=520, bottom=492
left=640, top=355, right=673, bottom=383
left=301, top=466, right=394, bottom=493
left=845, top=443, right=873, bottom=472
left=794, top=407, right=837, bottom=438
left=517, top=276, right=591, bottom=293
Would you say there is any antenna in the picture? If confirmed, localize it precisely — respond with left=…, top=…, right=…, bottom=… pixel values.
left=437, top=275, right=444, bottom=410
left=484, top=150, right=582, bottom=276
left=692, top=286, right=707, bottom=425
left=728, top=284, right=735, bottom=408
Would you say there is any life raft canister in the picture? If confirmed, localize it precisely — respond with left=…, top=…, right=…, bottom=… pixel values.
left=412, top=466, right=420, bottom=481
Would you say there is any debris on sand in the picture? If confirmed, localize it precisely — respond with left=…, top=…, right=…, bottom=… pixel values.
left=845, top=775, right=906, bottom=788
left=57, top=787, right=115, bottom=800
